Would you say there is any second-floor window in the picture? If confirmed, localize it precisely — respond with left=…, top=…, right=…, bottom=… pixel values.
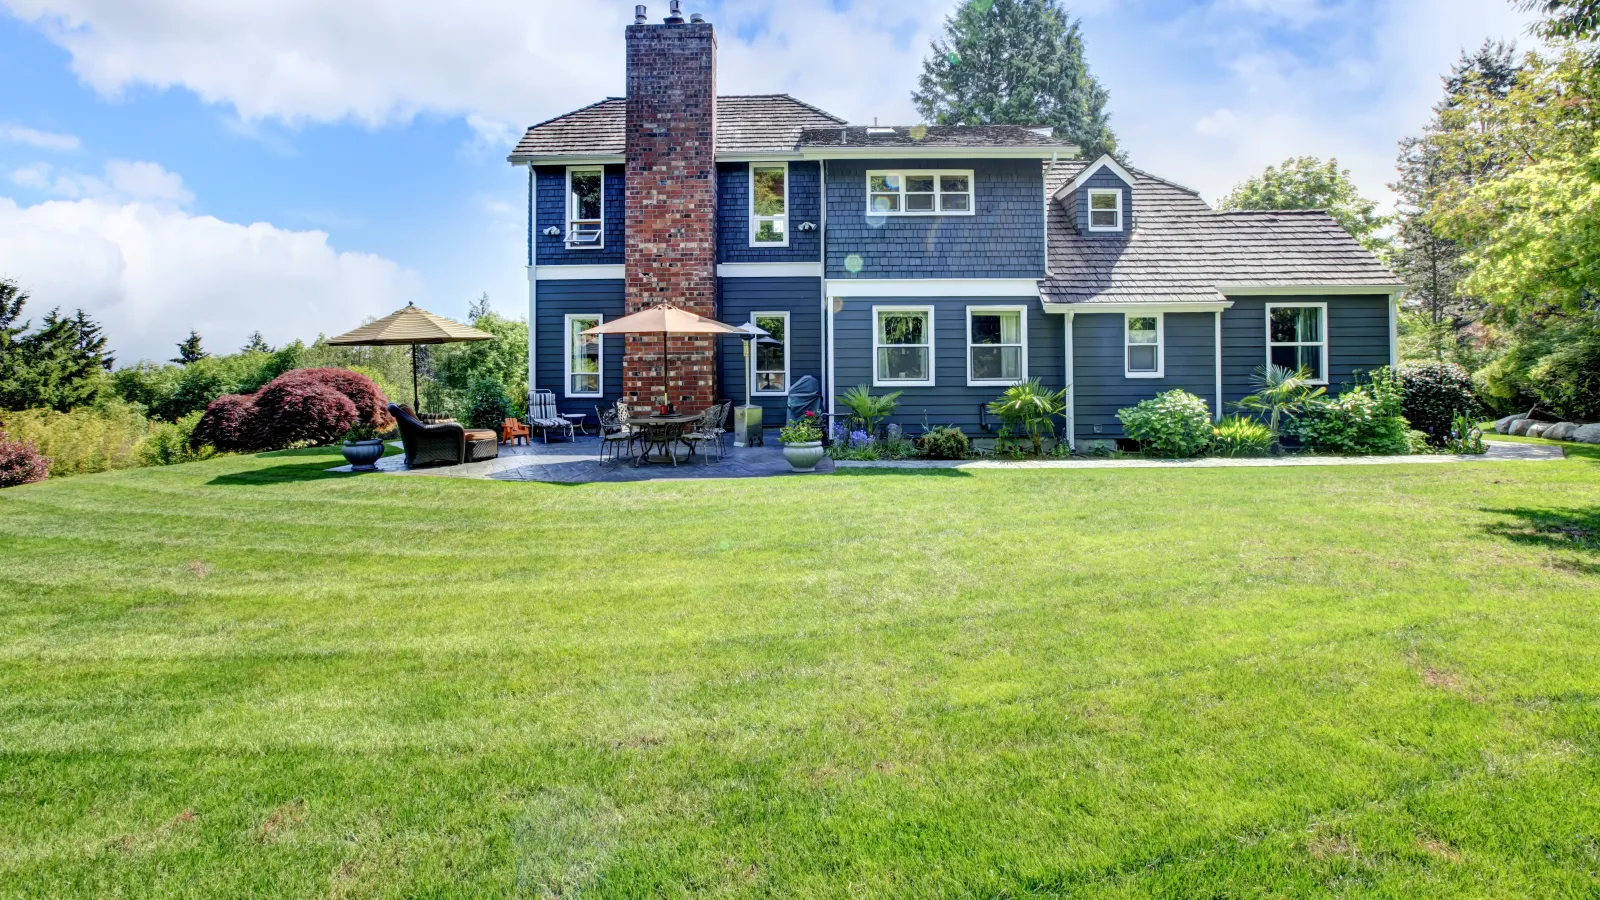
left=866, top=170, right=974, bottom=216
left=750, top=164, right=788, bottom=246
left=566, top=167, right=604, bottom=249
left=1088, top=189, right=1122, bottom=231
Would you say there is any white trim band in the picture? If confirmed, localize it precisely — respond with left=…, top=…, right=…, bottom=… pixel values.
left=534, top=264, right=626, bottom=280
left=717, top=262, right=823, bottom=278
left=831, top=278, right=1042, bottom=298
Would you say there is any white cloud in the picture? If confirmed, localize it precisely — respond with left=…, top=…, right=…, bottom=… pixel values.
left=9, top=159, right=194, bottom=206
left=0, top=124, right=81, bottom=151
left=0, top=196, right=423, bottom=363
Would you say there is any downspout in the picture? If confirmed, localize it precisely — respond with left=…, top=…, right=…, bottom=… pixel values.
left=1213, top=309, right=1222, bottom=422
left=821, top=159, right=833, bottom=419
left=1387, top=291, right=1400, bottom=368
left=527, top=164, right=538, bottom=398
left=1064, top=311, right=1075, bottom=450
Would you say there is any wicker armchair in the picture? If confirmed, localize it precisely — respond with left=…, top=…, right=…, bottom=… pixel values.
left=684, top=401, right=730, bottom=463
left=390, top=403, right=498, bottom=467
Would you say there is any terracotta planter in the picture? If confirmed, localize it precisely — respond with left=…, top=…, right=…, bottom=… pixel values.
left=342, top=439, right=385, bottom=471
left=782, top=440, right=825, bottom=473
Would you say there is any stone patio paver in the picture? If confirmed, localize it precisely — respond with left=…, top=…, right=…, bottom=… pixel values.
left=327, top=437, right=831, bottom=482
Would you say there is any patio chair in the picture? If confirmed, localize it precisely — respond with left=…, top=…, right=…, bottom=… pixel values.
left=596, top=405, right=636, bottom=463
left=526, top=390, right=574, bottom=443
left=501, top=417, right=531, bottom=446
left=684, top=400, right=731, bottom=463
left=389, top=403, right=499, bottom=467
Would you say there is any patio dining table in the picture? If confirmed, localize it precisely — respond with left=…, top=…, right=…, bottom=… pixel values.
left=630, top=413, right=700, bottom=467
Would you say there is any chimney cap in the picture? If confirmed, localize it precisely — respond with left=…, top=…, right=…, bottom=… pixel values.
left=634, top=5, right=647, bottom=24
left=665, top=0, right=685, bottom=23
left=689, top=12, right=705, bottom=23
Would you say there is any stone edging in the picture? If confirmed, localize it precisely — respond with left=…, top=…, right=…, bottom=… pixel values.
left=832, top=440, right=1564, bottom=471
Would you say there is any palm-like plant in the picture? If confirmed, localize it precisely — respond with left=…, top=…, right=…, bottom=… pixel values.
left=1231, top=365, right=1326, bottom=451
left=839, top=384, right=902, bottom=439
left=987, top=378, right=1067, bottom=456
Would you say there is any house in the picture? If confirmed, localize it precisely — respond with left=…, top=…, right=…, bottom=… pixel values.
left=507, top=3, right=1401, bottom=449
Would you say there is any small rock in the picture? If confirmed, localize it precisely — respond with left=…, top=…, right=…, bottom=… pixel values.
left=1526, top=422, right=1551, bottom=438
left=1544, top=422, right=1579, bottom=441
left=1493, top=413, right=1527, bottom=434
left=1572, top=424, right=1600, bottom=444
left=1509, top=418, right=1537, bottom=436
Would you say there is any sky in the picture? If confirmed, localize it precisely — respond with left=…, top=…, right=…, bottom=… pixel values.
left=0, top=0, right=1540, bottom=364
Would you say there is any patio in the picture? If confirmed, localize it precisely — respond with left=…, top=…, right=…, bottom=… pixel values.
left=328, top=434, right=833, bottom=482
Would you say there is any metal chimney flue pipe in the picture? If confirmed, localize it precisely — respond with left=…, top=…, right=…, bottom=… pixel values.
left=634, top=5, right=647, bottom=24
left=665, top=0, right=684, bottom=24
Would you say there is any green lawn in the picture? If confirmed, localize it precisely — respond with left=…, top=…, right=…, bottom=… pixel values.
left=2, top=446, right=1599, bottom=898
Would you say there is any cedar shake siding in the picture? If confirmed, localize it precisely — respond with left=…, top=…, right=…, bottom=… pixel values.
left=716, top=161, right=822, bottom=263
left=533, top=164, right=626, bottom=266
left=623, top=17, right=719, bottom=413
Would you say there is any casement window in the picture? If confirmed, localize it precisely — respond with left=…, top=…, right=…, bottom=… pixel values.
left=967, top=306, right=1026, bottom=386
left=1125, top=313, right=1163, bottom=378
left=751, top=312, right=790, bottom=394
left=750, top=164, right=788, bottom=246
left=1266, top=303, right=1328, bottom=383
left=866, top=170, right=974, bottom=216
left=1088, top=189, right=1122, bottom=231
left=873, top=306, right=935, bottom=387
left=564, top=313, right=602, bottom=397
left=566, top=167, right=604, bottom=249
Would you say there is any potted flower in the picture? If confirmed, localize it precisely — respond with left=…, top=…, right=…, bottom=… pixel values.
left=779, top=410, right=826, bottom=472
left=341, top=422, right=385, bottom=471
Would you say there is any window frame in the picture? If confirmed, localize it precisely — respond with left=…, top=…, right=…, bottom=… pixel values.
left=864, top=169, right=976, bottom=217
left=1124, top=312, right=1164, bottom=379
left=872, top=304, right=936, bottom=388
left=1087, top=188, right=1123, bottom=232
left=749, top=311, right=791, bottom=396
left=749, top=163, right=790, bottom=248
left=965, top=305, right=1028, bottom=387
left=565, top=166, right=605, bottom=250
left=562, top=312, right=604, bottom=398
left=1264, top=302, right=1329, bottom=385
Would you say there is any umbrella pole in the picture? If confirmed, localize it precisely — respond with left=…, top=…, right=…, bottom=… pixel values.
left=411, top=344, right=420, bottom=412
left=663, top=330, right=670, bottom=413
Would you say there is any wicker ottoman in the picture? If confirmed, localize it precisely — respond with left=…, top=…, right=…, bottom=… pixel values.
left=463, top=429, right=499, bottom=463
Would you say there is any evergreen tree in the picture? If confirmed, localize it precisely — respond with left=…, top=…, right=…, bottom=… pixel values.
left=913, top=0, right=1118, bottom=159
left=0, top=283, right=113, bottom=411
left=240, top=331, right=272, bottom=354
left=1219, top=157, right=1388, bottom=254
left=172, top=330, right=209, bottom=365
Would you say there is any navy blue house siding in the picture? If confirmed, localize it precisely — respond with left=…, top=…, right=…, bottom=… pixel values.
left=1072, top=311, right=1217, bottom=443
left=717, top=162, right=822, bottom=263
left=831, top=296, right=1063, bottom=436
left=1221, top=295, right=1392, bottom=405
left=534, top=278, right=626, bottom=415
left=824, top=158, right=1046, bottom=280
left=716, top=277, right=823, bottom=424
left=533, top=164, right=626, bottom=266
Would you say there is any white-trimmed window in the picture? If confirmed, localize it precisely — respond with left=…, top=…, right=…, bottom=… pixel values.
left=1088, top=189, right=1122, bottom=231
left=1266, top=303, right=1328, bottom=383
left=750, top=164, right=788, bottom=246
left=1125, top=313, right=1163, bottom=378
left=564, top=313, right=602, bottom=397
left=967, top=306, right=1026, bottom=386
left=751, top=312, right=789, bottom=394
left=566, top=167, right=604, bottom=249
left=873, top=306, right=935, bottom=387
left=866, top=170, right=974, bottom=216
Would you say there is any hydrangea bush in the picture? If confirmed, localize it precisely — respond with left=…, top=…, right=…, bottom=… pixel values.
left=1117, top=389, right=1214, bottom=458
left=1290, top=371, right=1410, bottom=455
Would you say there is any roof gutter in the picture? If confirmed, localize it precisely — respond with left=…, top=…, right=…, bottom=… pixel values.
left=798, top=146, right=1076, bottom=160
left=1039, top=299, right=1235, bottom=315
left=1216, top=284, right=1406, bottom=296
left=507, top=154, right=626, bottom=166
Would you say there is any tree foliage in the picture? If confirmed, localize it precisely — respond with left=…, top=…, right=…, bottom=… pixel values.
left=1218, top=157, right=1388, bottom=254
left=913, top=0, right=1118, bottom=159
left=1519, top=0, right=1600, bottom=40
left=0, top=280, right=113, bottom=412
left=172, top=330, right=209, bottom=365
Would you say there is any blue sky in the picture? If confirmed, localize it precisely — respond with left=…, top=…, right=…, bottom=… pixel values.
left=0, top=0, right=1537, bottom=363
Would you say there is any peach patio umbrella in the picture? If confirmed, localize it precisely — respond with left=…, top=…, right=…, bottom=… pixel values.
left=583, top=304, right=742, bottom=412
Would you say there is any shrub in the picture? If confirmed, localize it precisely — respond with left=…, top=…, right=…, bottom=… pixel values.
left=916, top=425, right=970, bottom=459
left=988, top=378, right=1067, bottom=456
left=250, top=378, right=359, bottom=449
left=1117, top=389, right=1213, bottom=458
left=839, top=385, right=901, bottom=438
left=283, top=368, right=393, bottom=431
left=465, top=376, right=514, bottom=430
left=0, top=402, right=150, bottom=477
left=191, top=393, right=260, bottom=452
left=1231, top=365, right=1326, bottom=452
left=141, top=411, right=219, bottom=466
left=1393, top=362, right=1479, bottom=445
left=1290, top=372, right=1410, bottom=455
left=1210, top=415, right=1273, bottom=457
left=1528, top=333, right=1600, bottom=423
left=0, top=428, right=50, bottom=487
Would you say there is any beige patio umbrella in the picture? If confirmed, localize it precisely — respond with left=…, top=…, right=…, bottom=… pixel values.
left=583, top=304, right=742, bottom=413
left=326, top=302, right=494, bottom=411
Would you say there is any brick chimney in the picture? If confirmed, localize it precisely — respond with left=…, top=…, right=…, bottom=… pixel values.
left=624, top=3, right=718, bottom=413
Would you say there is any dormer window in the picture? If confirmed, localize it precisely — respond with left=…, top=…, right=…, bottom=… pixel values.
left=1088, top=189, right=1122, bottom=231
left=566, top=167, right=604, bottom=249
